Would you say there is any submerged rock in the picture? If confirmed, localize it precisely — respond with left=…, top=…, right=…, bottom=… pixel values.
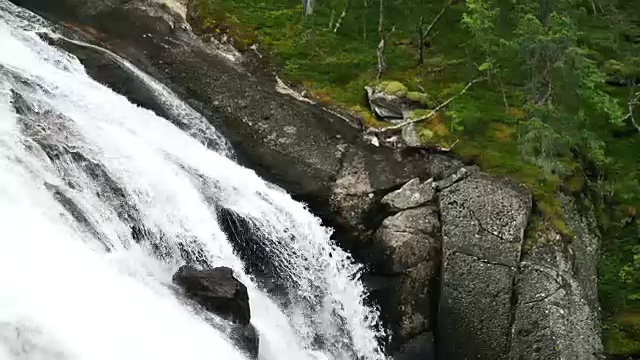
left=172, top=265, right=258, bottom=359
left=173, top=265, right=251, bottom=325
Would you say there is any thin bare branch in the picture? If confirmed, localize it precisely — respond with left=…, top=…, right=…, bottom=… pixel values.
left=328, top=9, right=336, bottom=29
left=378, top=0, right=384, bottom=34
left=334, top=0, right=351, bottom=32
left=626, top=83, right=640, bottom=134
left=376, top=26, right=395, bottom=80
left=362, top=0, right=368, bottom=39
left=370, top=77, right=486, bottom=132
left=423, top=0, right=454, bottom=39
left=418, top=16, right=425, bottom=65
left=302, top=0, right=315, bottom=16
left=498, top=75, right=510, bottom=112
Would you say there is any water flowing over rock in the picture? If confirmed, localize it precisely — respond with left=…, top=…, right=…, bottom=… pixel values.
left=0, top=2, right=391, bottom=359
left=173, top=266, right=251, bottom=325
left=173, top=265, right=259, bottom=358
left=1, top=1, right=608, bottom=359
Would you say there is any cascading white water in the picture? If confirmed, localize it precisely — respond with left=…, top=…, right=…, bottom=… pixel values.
left=0, top=2, right=388, bottom=360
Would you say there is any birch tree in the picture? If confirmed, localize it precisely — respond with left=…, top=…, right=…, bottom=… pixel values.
left=302, top=0, right=315, bottom=16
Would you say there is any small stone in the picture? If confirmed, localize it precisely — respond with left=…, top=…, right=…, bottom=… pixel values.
left=434, top=166, right=478, bottom=191
left=381, top=178, right=435, bottom=211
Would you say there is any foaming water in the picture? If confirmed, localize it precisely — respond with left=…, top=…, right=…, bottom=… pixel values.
left=0, top=1, right=387, bottom=360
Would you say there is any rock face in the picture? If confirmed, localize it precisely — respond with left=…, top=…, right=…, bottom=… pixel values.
left=369, top=202, right=441, bottom=354
left=173, top=265, right=258, bottom=358
left=438, top=173, right=531, bottom=359
left=437, top=172, right=602, bottom=360
left=374, top=206, right=440, bottom=274
left=381, top=178, right=435, bottom=211
left=510, top=195, right=602, bottom=360
left=394, top=332, right=435, bottom=360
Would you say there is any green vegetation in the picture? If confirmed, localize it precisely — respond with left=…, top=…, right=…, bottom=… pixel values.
left=190, top=0, right=640, bottom=353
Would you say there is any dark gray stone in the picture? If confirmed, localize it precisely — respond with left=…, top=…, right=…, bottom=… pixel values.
left=374, top=206, right=440, bottom=274
left=370, top=206, right=440, bottom=347
left=438, top=252, right=515, bottom=360
left=439, top=173, right=531, bottom=267
left=394, top=261, right=437, bottom=341
left=381, top=178, right=435, bottom=211
left=173, top=265, right=259, bottom=359
left=393, top=332, right=435, bottom=360
left=509, top=195, right=602, bottom=360
left=365, top=85, right=412, bottom=120
left=230, top=323, right=259, bottom=360
left=433, top=165, right=478, bottom=191
left=173, top=265, right=251, bottom=325
left=437, top=173, right=531, bottom=359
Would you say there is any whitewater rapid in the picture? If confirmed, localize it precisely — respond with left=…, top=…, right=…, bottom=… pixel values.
left=0, top=1, right=386, bottom=360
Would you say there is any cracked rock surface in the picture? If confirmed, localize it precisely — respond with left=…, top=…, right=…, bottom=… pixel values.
left=437, top=171, right=601, bottom=359
left=439, top=173, right=531, bottom=267
left=509, top=195, right=602, bottom=360
left=381, top=178, right=435, bottom=211
left=438, top=172, right=531, bottom=359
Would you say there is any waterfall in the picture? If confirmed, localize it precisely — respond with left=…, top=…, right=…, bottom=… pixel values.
left=0, top=2, right=387, bottom=359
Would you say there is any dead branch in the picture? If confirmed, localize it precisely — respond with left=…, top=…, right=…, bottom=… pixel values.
left=378, top=0, right=384, bottom=34
left=376, top=26, right=395, bottom=80
left=302, top=0, right=315, bottom=16
left=375, top=0, right=392, bottom=80
left=369, top=77, right=485, bottom=132
left=334, top=0, right=351, bottom=32
left=418, top=16, right=425, bottom=65
left=441, top=139, right=459, bottom=151
left=376, top=38, right=386, bottom=80
left=498, top=74, right=510, bottom=112
left=423, top=0, right=454, bottom=39
left=328, top=9, right=336, bottom=29
left=625, top=83, right=640, bottom=134
left=362, top=0, right=369, bottom=39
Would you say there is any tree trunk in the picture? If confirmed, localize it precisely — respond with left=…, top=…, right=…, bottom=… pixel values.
left=377, top=38, right=386, bottom=80
left=362, top=0, right=368, bottom=39
left=334, top=0, right=351, bottom=32
left=328, top=9, right=336, bottom=29
left=376, top=0, right=386, bottom=79
left=418, top=16, right=424, bottom=65
left=302, top=0, right=315, bottom=16
left=378, top=0, right=384, bottom=34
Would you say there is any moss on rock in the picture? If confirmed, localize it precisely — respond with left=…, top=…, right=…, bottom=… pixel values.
left=406, top=91, right=431, bottom=106
left=375, top=80, right=408, bottom=97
